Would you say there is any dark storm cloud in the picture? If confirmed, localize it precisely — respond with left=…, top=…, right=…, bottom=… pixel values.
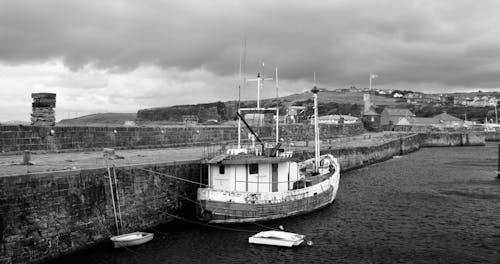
left=1, top=0, right=500, bottom=89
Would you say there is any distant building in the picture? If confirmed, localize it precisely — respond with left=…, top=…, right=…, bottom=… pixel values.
left=182, top=115, right=199, bottom=125
left=362, top=108, right=381, bottom=131
left=395, top=112, right=466, bottom=131
left=285, top=106, right=306, bottom=124
left=393, top=92, right=403, bottom=98
left=362, top=92, right=381, bottom=130
left=380, top=108, right=416, bottom=129
left=312, top=115, right=359, bottom=125
left=123, top=120, right=136, bottom=126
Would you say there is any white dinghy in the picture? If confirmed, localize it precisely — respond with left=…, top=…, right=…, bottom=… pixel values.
left=110, top=232, right=154, bottom=248
left=249, top=231, right=305, bottom=247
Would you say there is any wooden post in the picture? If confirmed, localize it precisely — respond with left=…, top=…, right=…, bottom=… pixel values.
left=22, top=150, right=31, bottom=165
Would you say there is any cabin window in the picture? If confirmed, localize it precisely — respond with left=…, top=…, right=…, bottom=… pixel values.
left=219, top=165, right=225, bottom=174
left=249, top=164, right=259, bottom=174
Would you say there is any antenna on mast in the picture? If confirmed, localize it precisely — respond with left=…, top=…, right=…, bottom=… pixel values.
left=247, top=62, right=272, bottom=109
left=238, top=41, right=243, bottom=110
left=262, top=62, right=265, bottom=100
left=275, top=67, right=279, bottom=101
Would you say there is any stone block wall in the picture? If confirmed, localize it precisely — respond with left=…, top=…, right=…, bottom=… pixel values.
left=485, top=131, right=500, bottom=141
left=0, top=122, right=365, bottom=154
left=0, top=161, right=201, bottom=264
left=31, top=93, right=56, bottom=127
left=293, top=132, right=483, bottom=172
left=420, top=132, right=485, bottom=147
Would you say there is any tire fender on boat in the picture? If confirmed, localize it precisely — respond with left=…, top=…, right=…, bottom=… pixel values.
left=201, top=210, right=213, bottom=222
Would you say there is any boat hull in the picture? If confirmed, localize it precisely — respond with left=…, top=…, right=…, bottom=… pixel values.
left=198, top=185, right=335, bottom=223
left=249, top=231, right=305, bottom=247
left=110, top=232, right=154, bottom=248
left=197, top=155, right=340, bottom=224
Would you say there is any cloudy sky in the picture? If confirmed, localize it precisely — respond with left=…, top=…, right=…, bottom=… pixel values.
left=1, top=0, right=500, bottom=121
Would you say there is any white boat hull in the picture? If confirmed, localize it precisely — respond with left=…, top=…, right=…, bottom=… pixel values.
left=110, top=232, right=154, bottom=248
left=249, top=231, right=305, bottom=247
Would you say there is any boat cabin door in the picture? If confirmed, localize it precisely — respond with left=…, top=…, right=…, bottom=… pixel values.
left=272, top=163, right=278, bottom=192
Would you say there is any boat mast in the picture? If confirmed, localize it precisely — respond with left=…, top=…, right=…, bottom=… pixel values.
left=275, top=67, right=279, bottom=144
left=237, top=39, right=246, bottom=149
left=312, top=86, right=320, bottom=172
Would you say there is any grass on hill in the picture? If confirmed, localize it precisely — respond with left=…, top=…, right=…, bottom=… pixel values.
left=58, top=113, right=136, bottom=126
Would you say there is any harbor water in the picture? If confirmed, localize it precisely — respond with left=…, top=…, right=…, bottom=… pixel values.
left=46, top=143, right=500, bottom=263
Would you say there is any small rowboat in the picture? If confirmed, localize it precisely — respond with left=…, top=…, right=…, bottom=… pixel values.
left=110, top=232, right=154, bottom=248
left=249, top=231, right=305, bottom=247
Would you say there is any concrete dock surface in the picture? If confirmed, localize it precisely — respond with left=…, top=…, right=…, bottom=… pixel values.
left=0, top=132, right=406, bottom=176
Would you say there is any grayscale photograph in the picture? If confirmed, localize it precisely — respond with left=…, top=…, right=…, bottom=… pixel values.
left=0, top=1, right=499, bottom=263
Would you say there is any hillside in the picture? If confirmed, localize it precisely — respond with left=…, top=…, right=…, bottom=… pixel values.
left=57, top=91, right=401, bottom=125
left=58, top=113, right=136, bottom=126
left=137, top=101, right=237, bottom=122
left=136, top=91, right=402, bottom=122
left=277, top=91, right=399, bottom=106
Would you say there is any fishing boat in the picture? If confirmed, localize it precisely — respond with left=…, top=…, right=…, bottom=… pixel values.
left=249, top=231, right=305, bottom=247
left=196, top=82, right=340, bottom=224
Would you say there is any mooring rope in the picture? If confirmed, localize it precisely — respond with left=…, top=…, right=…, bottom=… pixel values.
left=115, top=167, right=205, bottom=209
left=251, top=222, right=281, bottom=231
left=130, top=167, right=209, bottom=187
left=110, top=163, right=313, bottom=244
left=160, top=211, right=261, bottom=233
left=112, top=167, right=262, bottom=234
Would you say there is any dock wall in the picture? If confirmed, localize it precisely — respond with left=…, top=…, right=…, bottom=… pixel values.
left=0, top=131, right=484, bottom=264
left=0, top=123, right=365, bottom=154
left=420, top=132, right=485, bottom=147
left=295, top=132, right=484, bottom=171
left=0, top=162, right=201, bottom=264
left=485, top=131, right=500, bottom=142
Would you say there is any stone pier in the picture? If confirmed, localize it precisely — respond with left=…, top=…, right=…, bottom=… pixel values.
left=0, top=131, right=486, bottom=264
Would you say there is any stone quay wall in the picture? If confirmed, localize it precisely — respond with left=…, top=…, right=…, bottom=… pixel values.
left=295, top=132, right=485, bottom=172
left=0, top=131, right=484, bottom=264
left=0, top=161, right=201, bottom=264
left=484, top=131, right=500, bottom=142
left=0, top=123, right=365, bottom=154
left=420, top=132, right=485, bottom=147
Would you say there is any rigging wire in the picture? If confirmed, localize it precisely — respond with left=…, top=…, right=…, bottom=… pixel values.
left=113, top=167, right=262, bottom=233
left=131, top=167, right=209, bottom=187
left=160, top=211, right=261, bottom=233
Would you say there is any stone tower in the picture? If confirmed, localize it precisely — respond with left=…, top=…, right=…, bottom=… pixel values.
left=31, top=93, right=56, bottom=126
